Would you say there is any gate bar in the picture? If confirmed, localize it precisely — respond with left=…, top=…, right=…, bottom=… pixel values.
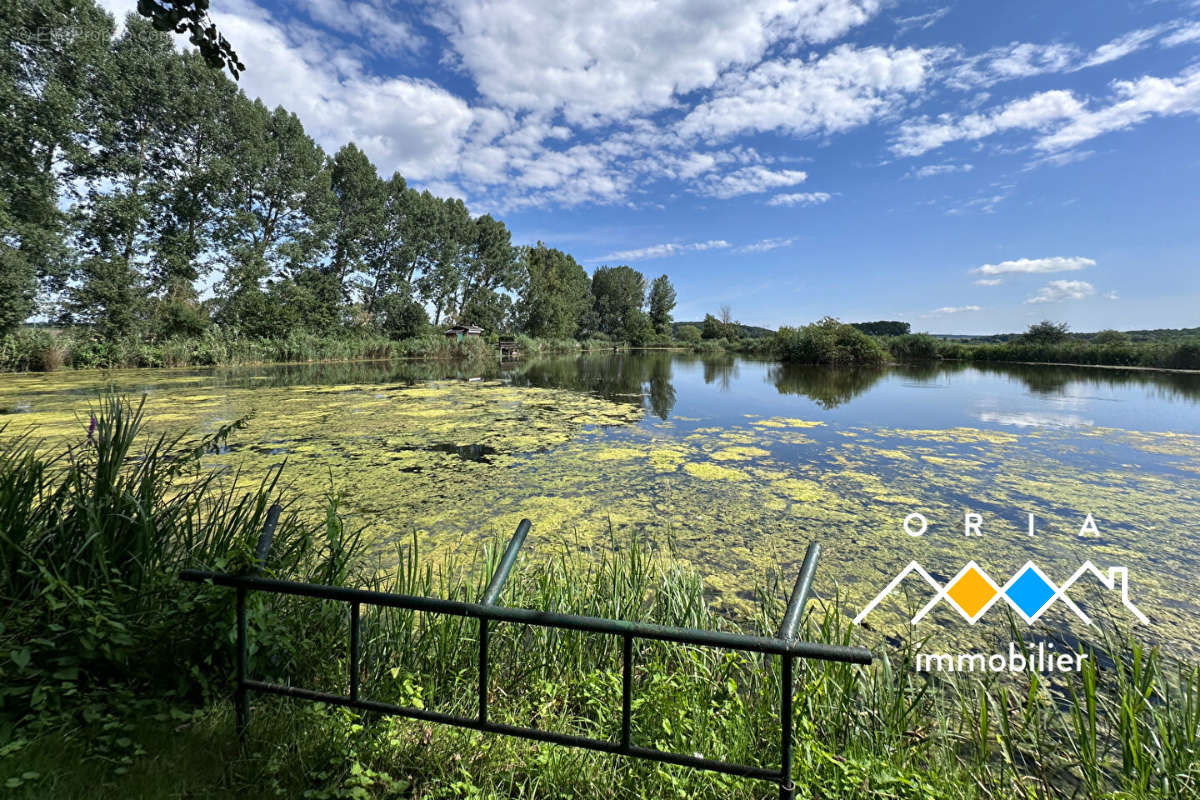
left=182, top=570, right=871, bottom=663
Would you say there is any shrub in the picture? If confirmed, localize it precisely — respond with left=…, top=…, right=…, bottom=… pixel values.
left=774, top=317, right=886, bottom=366
left=676, top=324, right=702, bottom=344
left=888, top=333, right=941, bottom=361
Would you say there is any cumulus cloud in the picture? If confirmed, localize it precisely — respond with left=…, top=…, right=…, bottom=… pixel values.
left=698, top=166, right=810, bottom=199
left=1025, top=280, right=1096, bottom=303
left=972, top=256, right=1095, bottom=277
left=766, top=192, right=832, bottom=206
left=680, top=45, right=931, bottom=141
left=592, top=240, right=731, bottom=262
left=973, top=278, right=1004, bottom=286
left=437, top=0, right=883, bottom=125
left=295, top=0, right=423, bottom=52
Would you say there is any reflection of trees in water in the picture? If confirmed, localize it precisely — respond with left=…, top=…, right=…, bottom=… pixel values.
left=508, top=351, right=678, bottom=419
left=768, top=364, right=885, bottom=409
left=210, top=358, right=499, bottom=389
left=198, top=353, right=1200, bottom=415
left=965, top=362, right=1200, bottom=400
left=702, top=354, right=739, bottom=391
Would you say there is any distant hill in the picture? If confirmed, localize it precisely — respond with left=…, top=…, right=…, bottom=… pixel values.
left=931, top=327, right=1200, bottom=343
left=672, top=321, right=776, bottom=339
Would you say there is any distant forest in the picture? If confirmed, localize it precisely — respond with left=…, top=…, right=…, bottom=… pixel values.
left=0, top=4, right=677, bottom=345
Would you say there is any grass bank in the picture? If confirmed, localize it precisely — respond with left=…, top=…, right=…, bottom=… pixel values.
left=0, top=329, right=615, bottom=373
left=1, top=397, right=1198, bottom=798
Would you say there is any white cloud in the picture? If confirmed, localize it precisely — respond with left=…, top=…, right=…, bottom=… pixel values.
left=1104, top=290, right=1120, bottom=300
left=894, top=7, right=950, bottom=34
left=909, top=162, right=973, bottom=178
left=295, top=0, right=423, bottom=53
left=698, top=166, right=809, bottom=199
left=895, top=66, right=1200, bottom=156
left=207, top=0, right=476, bottom=183
left=1079, top=25, right=1168, bottom=68
left=680, top=45, right=931, bottom=141
left=437, top=0, right=883, bottom=125
left=973, top=278, right=1004, bottom=286
left=737, top=237, right=794, bottom=253
left=972, top=256, right=1095, bottom=276
left=923, top=305, right=982, bottom=316
left=592, top=240, right=730, bottom=262
left=766, top=191, right=832, bottom=206
left=1025, top=280, right=1096, bottom=304
left=893, top=90, right=1084, bottom=156
left=1023, top=149, right=1095, bottom=170
left=1162, top=22, right=1200, bottom=47
left=1036, top=68, right=1200, bottom=151
left=948, top=42, right=1080, bottom=89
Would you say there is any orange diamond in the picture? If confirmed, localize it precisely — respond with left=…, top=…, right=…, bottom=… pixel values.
left=946, top=567, right=997, bottom=619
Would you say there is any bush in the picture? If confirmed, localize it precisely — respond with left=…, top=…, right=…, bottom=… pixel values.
left=676, top=324, right=702, bottom=344
left=774, top=317, right=886, bottom=366
left=887, top=333, right=941, bottom=361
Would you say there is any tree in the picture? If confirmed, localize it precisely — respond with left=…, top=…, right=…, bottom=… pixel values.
left=647, top=274, right=676, bottom=334
left=1, top=0, right=113, bottom=332
left=590, top=265, right=646, bottom=338
left=329, top=143, right=386, bottom=299
left=701, top=313, right=723, bottom=339
left=378, top=293, right=428, bottom=339
left=455, top=214, right=518, bottom=327
left=67, top=16, right=191, bottom=337
left=676, top=324, right=701, bottom=343
left=214, top=99, right=334, bottom=335
left=418, top=197, right=472, bottom=326
left=851, top=320, right=910, bottom=336
left=719, top=304, right=737, bottom=338
left=1092, top=329, right=1129, bottom=345
left=516, top=243, right=590, bottom=339
left=1023, top=320, right=1070, bottom=344
left=145, top=49, right=240, bottom=337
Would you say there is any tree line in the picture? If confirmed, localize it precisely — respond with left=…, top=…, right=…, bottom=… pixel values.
left=0, top=3, right=677, bottom=346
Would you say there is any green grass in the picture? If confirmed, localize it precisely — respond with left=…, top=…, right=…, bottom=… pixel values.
left=0, top=329, right=608, bottom=373
left=2, top=397, right=1198, bottom=798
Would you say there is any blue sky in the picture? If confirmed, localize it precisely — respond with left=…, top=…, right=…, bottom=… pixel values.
left=101, top=0, right=1200, bottom=333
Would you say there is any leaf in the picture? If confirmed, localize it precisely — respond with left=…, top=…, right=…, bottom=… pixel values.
left=9, top=648, right=30, bottom=669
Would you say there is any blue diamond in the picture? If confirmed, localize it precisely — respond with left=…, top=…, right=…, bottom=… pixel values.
left=1005, top=566, right=1056, bottom=619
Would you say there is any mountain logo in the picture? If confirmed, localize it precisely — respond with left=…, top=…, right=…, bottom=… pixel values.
left=853, top=560, right=1148, bottom=626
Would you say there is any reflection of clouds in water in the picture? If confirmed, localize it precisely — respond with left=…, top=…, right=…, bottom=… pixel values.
left=977, top=410, right=1094, bottom=428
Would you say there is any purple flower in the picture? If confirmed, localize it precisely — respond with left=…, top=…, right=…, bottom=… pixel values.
left=87, top=414, right=96, bottom=443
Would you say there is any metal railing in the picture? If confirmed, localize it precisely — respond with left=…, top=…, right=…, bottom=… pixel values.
left=180, top=511, right=872, bottom=800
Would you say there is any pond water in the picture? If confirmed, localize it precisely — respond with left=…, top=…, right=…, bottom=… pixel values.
left=3, top=353, right=1199, bottom=657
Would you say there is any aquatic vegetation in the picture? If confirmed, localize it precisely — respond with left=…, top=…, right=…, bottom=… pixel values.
left=3, top=358, right=1200, bottom=660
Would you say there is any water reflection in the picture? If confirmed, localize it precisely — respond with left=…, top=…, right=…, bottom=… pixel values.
left=507, top=351, right=679, bottom=419
left=767, top=363, right=886, bottom=409
left=29, top=353, right=1200, bottom=430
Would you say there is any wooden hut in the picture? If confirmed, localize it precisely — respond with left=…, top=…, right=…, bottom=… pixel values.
left=444, top=324, right=484, bottom=342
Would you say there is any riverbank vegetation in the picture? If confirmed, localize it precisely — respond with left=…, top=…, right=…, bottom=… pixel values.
left=2, top=396, right=1198, bottom=798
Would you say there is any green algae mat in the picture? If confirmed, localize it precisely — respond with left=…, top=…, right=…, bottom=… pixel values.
left=3, top=354, right=1199, bottom=658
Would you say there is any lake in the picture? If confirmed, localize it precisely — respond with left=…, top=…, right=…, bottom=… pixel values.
left=3, top=353, right=1199, bottom=656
